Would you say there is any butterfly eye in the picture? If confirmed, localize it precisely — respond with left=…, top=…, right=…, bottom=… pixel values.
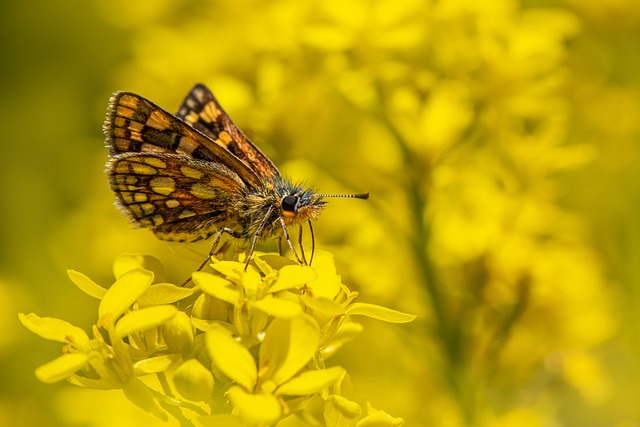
left=282, top=195, right=300, bottom=213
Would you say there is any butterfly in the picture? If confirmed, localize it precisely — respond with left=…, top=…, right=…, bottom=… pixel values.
left=103, top=83, right=368, bottom=272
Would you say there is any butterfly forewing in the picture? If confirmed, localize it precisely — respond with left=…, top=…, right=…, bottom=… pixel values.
left=105, top=91, right=262, bottom=189
left=175, top=84, right=280, bottom=181
left=108, top=152, right=247, bottom=242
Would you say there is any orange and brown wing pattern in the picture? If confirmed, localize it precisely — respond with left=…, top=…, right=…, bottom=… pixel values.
left=104, top=91, right=262, bottom=189
left=176, top=84, right=280, bottom=181
left=107, top=152, right=248, bottom=242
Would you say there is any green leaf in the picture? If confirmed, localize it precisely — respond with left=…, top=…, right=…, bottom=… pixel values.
left=270, top=265, right=318, bottom=293
left=259, top=313, right=320, bottom=386
left=227, top=386, right=281, bottom=426
left=252, top=295, right=302, bottom=318
left=205, top=324, right=257, bottom=390
left=114, top=305, right=177, bottom=338
left=276, top=366, right=345, bottom=396
left=133, top=354, right=179, bottom=375
left=35, top=353, right=92, bottom=383
left=98, top=268, right=154, bottom=326
left=122, top=378, right=168, bottom=421
left=173, top=359, right=215, bottom=402
left=192, top=272, right=239, bottom=305
left=346, top=303, right=416, bottom=323
left=137, top=283, right=193, bottom=307
left=19, top=313, right=90, bottom=348
left=67, top=270, right=106, bottom=299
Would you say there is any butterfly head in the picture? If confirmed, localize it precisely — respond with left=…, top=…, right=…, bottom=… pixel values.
left=276, top=179, right=370, bottom=225
left=279, top=185, right=327, bottom=224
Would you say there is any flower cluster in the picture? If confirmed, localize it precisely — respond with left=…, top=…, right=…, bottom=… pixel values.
left=20, top=251, right=413, bottom=426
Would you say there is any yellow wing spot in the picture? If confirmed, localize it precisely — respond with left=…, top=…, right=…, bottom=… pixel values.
left=218, top=131, right=233, bottom=147
left=178, top=135, right=198, bottom=155
left=141, top=203, right=155, bottom=215
left=126, top=175, right=138, bottom=185
left=130, top=131, right=143, bottom=142
left=181, top=166, right=203, bottom=180
left=152, top=215, right=164, bottom=226
left=134, top=193, right=148, bottom=202
left=143, top=157, right=167, bottom=169
left=190, top=183, right=218, bottom=199
left=120, top=192, right=134, bottom=204
left=116, top=105, right=135, bottom=119
left=114, top=138, right=132, bottom=151
left=149, top=176, right=176, bottom=196
left=201, top=102, right=221, bottom=123
left=147, top=110, right=171, bottom=130
left=115, top=162, right=131, bottom=173
left=139, top=218, right=153, bottom=227
left=165, top=199, right=180, bottom=208
left=119, top=94, right=139, bottom=109
left=114, top=117, right=126, bottom=127
left=131, top=163, right=157, bottom=175
left=128, top=121, right=144, bottom=131
left=185, top=111, right=199, bottom=124
left=178, top=210, right=196, bottom=219
left=129, top=204, right=143, bottom=218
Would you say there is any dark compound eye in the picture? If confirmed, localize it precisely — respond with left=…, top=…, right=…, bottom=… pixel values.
left=282, top=195, right=300, bottom=213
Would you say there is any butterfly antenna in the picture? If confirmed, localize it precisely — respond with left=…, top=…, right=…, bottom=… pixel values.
left=314, top=192, right=370, bottom=199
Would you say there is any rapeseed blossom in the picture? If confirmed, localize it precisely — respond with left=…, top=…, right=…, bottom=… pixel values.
left=21, top=252, right=413, bottom=425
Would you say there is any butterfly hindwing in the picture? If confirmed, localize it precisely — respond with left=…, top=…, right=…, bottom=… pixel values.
left=175, top=84, right=280, bottom=181
left=107, top=152, right=248, bottom=242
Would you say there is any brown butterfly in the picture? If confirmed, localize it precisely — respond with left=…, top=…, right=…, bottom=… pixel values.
left=103, top=83, right=368, bottom=272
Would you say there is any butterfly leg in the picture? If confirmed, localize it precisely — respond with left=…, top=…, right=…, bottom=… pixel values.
left=298, top=225, right=308, bottom=265
left=244, top=205, right=276, bottom=271
left=181, top=227, right=241, bottom=286
left=279, top=217, right=303, bottom=265
left=307, top=220, right=315, bottom=265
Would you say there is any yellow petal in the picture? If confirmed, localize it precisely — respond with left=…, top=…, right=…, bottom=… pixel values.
left=137, top=283, right=193, bottom=307
left=133, top=354, right=179, bottom=375
left=98, top=268, right=154, bottom=326
left=228, top=386, right=281, bottom=425
left=276, top=366, right=345, bottom=396
left=205, top=324, right=257, bottom=390
left=114, top=305, right=177, bottom=338
left=67, top=270, right=106, bottom=299
left=270, top=265, right=317, bottom=293
left=35, top=353, right=92, bottom=383
left=19, top=313, right=90, bottom=349
left=192, top=272, right=239, bottom=305
left=346, top=303, right=416, bottom=323
left=259, top=313, right=320, bottom=386
left=252, top=295, right=302, bottom=318
left=173, top=359, right=215, bottom=402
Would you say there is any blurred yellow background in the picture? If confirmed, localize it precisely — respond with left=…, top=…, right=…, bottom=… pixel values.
left=2, top=0, right=639, bottom=426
